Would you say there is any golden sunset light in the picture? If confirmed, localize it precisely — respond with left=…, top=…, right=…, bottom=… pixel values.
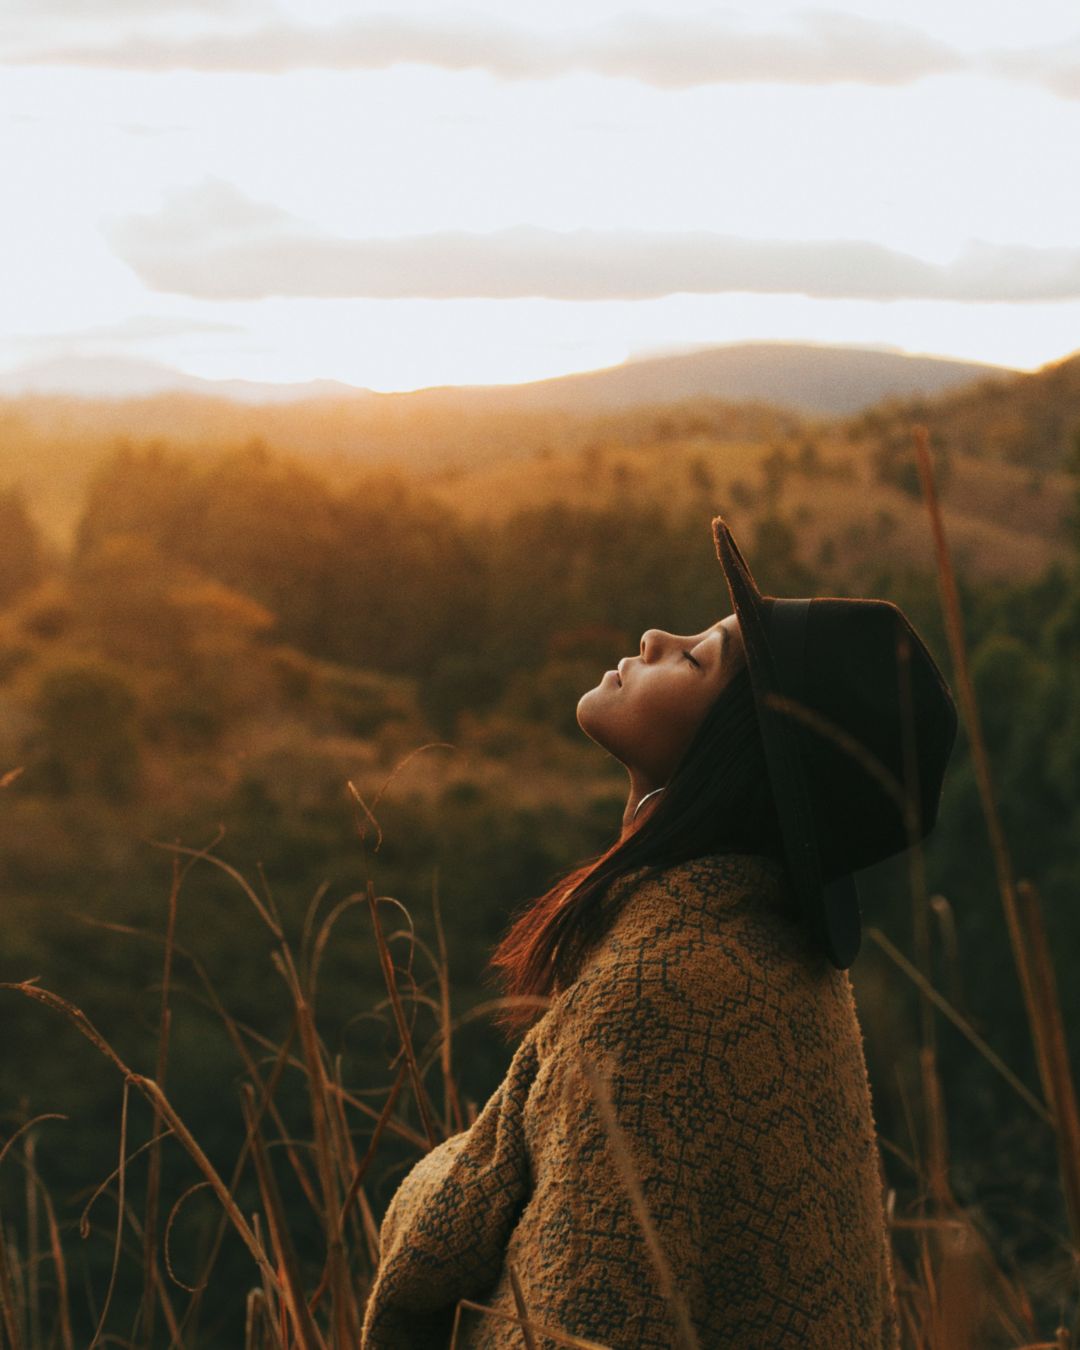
left=3, top=5, right=1080, bottom=1345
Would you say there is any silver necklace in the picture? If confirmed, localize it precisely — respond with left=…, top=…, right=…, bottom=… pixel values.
left=631, top=785, right=666, bottom=821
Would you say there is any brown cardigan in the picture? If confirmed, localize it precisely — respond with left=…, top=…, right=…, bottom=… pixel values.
left=361, top=852, right=900, bottom=1348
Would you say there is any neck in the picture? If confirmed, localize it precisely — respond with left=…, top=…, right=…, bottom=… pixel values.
left=622, top=779, right=665, bottom=833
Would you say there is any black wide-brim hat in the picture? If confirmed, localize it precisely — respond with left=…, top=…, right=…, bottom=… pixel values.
left=712, top=515, right=958, bottom=967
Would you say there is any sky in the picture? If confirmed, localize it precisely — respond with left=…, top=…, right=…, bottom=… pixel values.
left=3, top=0, right=1080, bottom=393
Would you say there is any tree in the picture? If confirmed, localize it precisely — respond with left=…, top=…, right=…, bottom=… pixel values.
left=751, top=512, right=814, bottom=594
left=30, top=660, right=140, bottom=800
left=796, top=439, right=821, bottom=475
left=686, top=455, right=715, bottom=495
left=759, top=445, right=791, bottom=505
left=1066, top=426, right=1080, bottom=549
left=872, top=429, right=952, bottom=499
left=0, top=487, right=44, bottom=607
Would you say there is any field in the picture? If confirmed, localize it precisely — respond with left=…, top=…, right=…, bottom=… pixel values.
left=0, top=363, right=1078, bottom=1345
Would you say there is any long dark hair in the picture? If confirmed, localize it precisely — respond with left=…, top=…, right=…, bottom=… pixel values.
left=489, top=661, right=784, bottom=1027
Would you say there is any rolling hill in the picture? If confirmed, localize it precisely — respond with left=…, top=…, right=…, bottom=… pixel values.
left=849, top=349, right=1080, bottom=470
left=423, top=342, right=1009, bottom=416
left=0, top=342, right=1007, bottom=417
left=0, top=343, right=1075, bottom=587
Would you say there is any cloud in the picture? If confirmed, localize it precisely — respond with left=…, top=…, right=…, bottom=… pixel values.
left=117, top=121, right=188, bottom=138
left=11, top=6, right=1080, bottom=106
left=987, top=41, right=1080, bottom=100
left=9, top=8, right=963, bottom=87
left=5, top=0, right=260, bottom=15
left=107, top=177, right=299, bottom=242
left=106, top=180, right=1080, bottom=304
left=1, top=313, right=245, bottom=355
left=0, top=0, right=265, bottom=63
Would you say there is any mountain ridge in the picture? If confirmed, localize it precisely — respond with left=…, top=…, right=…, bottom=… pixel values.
left=0, top=342, right=1014, bottom=417
left=409, top=342, right=1013, bottom=417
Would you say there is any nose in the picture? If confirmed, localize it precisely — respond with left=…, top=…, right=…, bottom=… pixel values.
left=639, top=629, right=671, bottom=660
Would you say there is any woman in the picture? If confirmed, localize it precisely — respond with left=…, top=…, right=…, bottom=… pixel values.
left=361, top=515, right=957, bottom=1349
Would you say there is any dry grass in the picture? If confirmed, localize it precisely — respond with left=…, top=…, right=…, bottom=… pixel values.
left=0, top=426, right=1076, bottom=1346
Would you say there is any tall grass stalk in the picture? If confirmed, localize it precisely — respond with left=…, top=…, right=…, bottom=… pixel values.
left=867, top=927, right=1049, bottom=1124
left=1016, top=880, right=1080, bottom=1250
left=364, top=880, right=439, bottom=1150
left=141, top=854, right=181, bottom=1347
left=914, top=426, right=1080, bottom=1260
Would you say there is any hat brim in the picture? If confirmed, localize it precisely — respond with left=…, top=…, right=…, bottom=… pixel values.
left=712, top=516, right=861, bottom=967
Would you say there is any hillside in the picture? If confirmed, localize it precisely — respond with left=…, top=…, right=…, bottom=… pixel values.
left=0, top=344, right=1074, bottom=580
left=433, top=342, right=1007, bottom=416
left=0, top=354, right=364, bottom=404
left=0, top=340, right=1019, bottom=547
left=0, top=390, right=799, bottom=543
left=849, top=350, right=1080, bottom=470
left=422, top=429, right=1073, bottom=585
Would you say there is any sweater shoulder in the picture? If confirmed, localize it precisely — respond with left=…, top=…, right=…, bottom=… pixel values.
left=542, top=851, right=836, bottom=1053
left=595, top=850, right=810, bottom=980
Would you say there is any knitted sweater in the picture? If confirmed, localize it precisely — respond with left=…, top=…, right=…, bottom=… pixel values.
left=361, top=851, right=900, bottom=1349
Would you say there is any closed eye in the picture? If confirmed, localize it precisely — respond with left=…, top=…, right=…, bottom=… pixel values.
left=682, top=649, right=701, bottom=669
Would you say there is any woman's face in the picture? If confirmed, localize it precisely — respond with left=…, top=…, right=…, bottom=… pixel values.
left=577, top=613, right=746, bottom=790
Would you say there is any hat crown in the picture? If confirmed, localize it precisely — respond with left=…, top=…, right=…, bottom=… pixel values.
left=711, top=514, right=959, bottom=967
left=767, top=596, right=958, bottom=880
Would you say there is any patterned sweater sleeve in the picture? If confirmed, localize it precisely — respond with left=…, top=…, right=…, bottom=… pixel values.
left=360, top=1031, right=540, bottom=1349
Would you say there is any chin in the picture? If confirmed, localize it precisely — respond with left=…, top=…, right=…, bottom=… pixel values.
left=576, top=686, right=604, bottom=739
left=576, top=687, right=618, bottom=755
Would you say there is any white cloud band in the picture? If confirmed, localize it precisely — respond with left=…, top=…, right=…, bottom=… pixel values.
left=106, top=183, right=1080, bottom=303
left=6, top=11, right=963, bottom=87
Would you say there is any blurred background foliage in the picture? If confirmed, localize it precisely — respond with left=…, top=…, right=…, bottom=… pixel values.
left=0, top=376, right=1077, bottom=1341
